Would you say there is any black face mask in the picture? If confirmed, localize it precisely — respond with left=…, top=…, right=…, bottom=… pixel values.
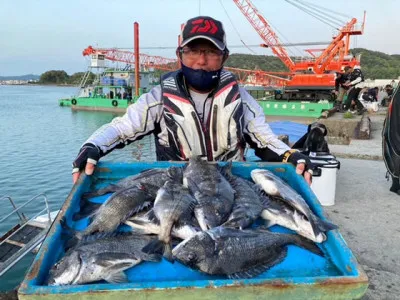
left=181, top=63, right=222, bottom=92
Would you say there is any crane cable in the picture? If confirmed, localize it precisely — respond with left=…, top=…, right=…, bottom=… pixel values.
left=295, top=0, right=347, bottom=25
left=218, top=0, right=257, bottom=54
left=263, top=16, right=303, bottom=57
left=285, top=0, right=341, bottom=29
left=296, top=0, right=352, bottom=20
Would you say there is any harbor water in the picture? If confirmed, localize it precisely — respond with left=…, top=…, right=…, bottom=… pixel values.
left=0, top=85, right=155, bottom=291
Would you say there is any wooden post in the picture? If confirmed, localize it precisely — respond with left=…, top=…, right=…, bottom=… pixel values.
left=134, top=22, right=140, bottom=97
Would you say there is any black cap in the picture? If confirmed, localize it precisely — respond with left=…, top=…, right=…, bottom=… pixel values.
left=180, top=16, right=227, bottom=50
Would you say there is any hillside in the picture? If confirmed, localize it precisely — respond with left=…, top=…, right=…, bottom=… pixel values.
left=0, top=74, right=40, bottom=81
left=225, top=48, right=400, bottom=79
left=3, top=48, right=399, bottom=83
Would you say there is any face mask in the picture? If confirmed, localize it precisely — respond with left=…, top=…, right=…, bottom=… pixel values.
left=181, top=63, right=221, bottom=92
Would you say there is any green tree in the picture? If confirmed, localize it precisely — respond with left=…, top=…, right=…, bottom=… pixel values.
left=39, top=70, right=69, bottom=84
left=68, top=72, right=95, bottom=85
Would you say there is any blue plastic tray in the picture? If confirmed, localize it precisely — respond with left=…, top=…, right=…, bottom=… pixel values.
left=18, top=161, right=368, bottom=300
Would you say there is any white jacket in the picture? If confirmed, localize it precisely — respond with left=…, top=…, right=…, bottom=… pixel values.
left=85, top=84, right=290, bottom=160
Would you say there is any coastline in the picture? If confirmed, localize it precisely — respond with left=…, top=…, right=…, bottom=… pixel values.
left=0, top=83, right=77, bottom=87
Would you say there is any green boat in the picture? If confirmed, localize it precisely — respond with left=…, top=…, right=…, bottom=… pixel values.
left=246, top=86, right=334, bottom=118
left=59, top=65, right=156, bottom=112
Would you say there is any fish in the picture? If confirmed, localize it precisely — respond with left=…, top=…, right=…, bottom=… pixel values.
left=172, top=226, right=323, bottom=279
left=183, top=157, right=235, bottom=230
left=251, top=169, right=337, bottom=240
left=219, top=164, right=263, bottom=229
left=259, top=192, right=326, bottom=243
left=142, top=180, right=196, bottom=261
left=125, top=209, right=200, bottom=240
left=81, top=167, right=183, bottom=200
left=47, top=232, right=161, bottom=286
left=76, top=184, right=155, bottom=238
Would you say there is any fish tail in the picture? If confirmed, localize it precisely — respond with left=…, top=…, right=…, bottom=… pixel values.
left=59, top=217, right=82, bottom=249
left=291, top=234, right=324, bottom=257
left=164, top=243, right=174, bottom=263
left=218, top=162, right=233, bottom=179
left=73, top=201, right=102, bottom=221
left=142, top=239, right=165, bottom=256
left=80, top=184, right=118, bottom=201
left=312, top=214, right=339, bottom=232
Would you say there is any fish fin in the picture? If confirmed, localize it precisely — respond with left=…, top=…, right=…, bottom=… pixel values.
left=94, top=252, right=138, bottom=267
left=59, top=217, right=82, bottom=249
left=59, top=217, right=76, bottom=235
left=262, top=219, right=276, bottom=228
left=167, top=166, right=184, bottom=182
left=163, top=243, right=174, bottom=263
left=73, top=201, right=102, bottom=221
left=81, top=184, right=119, bottom=200
left=122, top=201, right=152, bottom=223
left=259, top=194, right=273, bottom=208
left=228, top=248, right=288, bottom=279
left=142, top=240, right=165, bottom=256
left=185, top=178, right=201, bottom=194
left=291, top=235, right=324, bottom=257
left=145, top=209, right=159, bottom=224
left=218, top=162, right=233, bottom=178
left=222, top=215, right=251, bottom=229
left=145, top=252, right=163, bottom=262
left=256, top=224, right=273, bottom=232
left=124, top=221, right=149, bottom=234
left=104, top=272, right=129, bottom=284
left=80, top=231, right=121, bottom=243
left=310, top=214, right=338, bottom=232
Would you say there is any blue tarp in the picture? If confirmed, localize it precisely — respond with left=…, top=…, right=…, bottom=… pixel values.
left=246, top=121, right=308, bottom=161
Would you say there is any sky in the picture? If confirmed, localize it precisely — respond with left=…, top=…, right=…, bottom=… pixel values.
left=1, top=0, right=399, bottom=76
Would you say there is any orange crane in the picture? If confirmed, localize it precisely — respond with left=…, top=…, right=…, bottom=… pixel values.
left=82, top=46, right=289, bottom=88
left=233, top=0, right=366, bottom=100
left=82, top=46, right=177, bottom=71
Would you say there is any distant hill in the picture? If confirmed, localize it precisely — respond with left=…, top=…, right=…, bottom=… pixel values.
left=0, top=74, right=40, bottom=81
left=3, top=48, right=400, bottom=82
left=225, top=48, right=400, bottom=79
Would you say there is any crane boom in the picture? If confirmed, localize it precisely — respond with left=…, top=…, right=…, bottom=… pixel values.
left=233, top=0, right=295, bottom=71
left=83, top=46, right=177, bottom=71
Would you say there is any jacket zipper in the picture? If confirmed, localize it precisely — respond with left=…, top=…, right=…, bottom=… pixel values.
left=191, top=112, right=206, bottom=156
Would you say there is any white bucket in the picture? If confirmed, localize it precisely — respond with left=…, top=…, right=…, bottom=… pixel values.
left=309, top=154, right=340, bottom=206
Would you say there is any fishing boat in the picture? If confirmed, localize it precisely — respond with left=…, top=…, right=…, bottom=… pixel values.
left=59, top=53, right=157, bottom=112
left=0, top=194, right=58, bottom=278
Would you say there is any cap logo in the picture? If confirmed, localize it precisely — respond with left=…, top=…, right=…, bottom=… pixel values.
left=190, top=19, right=218, bottom=34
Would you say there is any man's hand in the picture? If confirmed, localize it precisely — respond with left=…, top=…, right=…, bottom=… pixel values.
left=72, top=143, right=101, bottom=184
left=283, top=150, right=314, bottom=185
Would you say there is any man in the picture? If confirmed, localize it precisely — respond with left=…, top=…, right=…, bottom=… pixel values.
left=342, top=66, right=365, bottom=115
left=72, top=16, right=314, bottom=184
left=361, top=87, right=378, bottom=102
left=382, top=84, right=400, bottom=195
left=334, top=66, right=352, bottom=111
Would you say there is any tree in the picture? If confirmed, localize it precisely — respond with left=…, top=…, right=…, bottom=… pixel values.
left=39, top=70, right=69, bottom=84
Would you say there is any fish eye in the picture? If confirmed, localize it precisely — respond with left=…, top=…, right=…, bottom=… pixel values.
left=188, top=253, right=197, bottom=261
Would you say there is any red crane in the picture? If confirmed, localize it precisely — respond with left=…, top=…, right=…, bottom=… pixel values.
left=233, top=0, right=366, bottom=100
left=82, top=46, right=289, bottom=88
left=83, top=46, right=177, bottom=71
